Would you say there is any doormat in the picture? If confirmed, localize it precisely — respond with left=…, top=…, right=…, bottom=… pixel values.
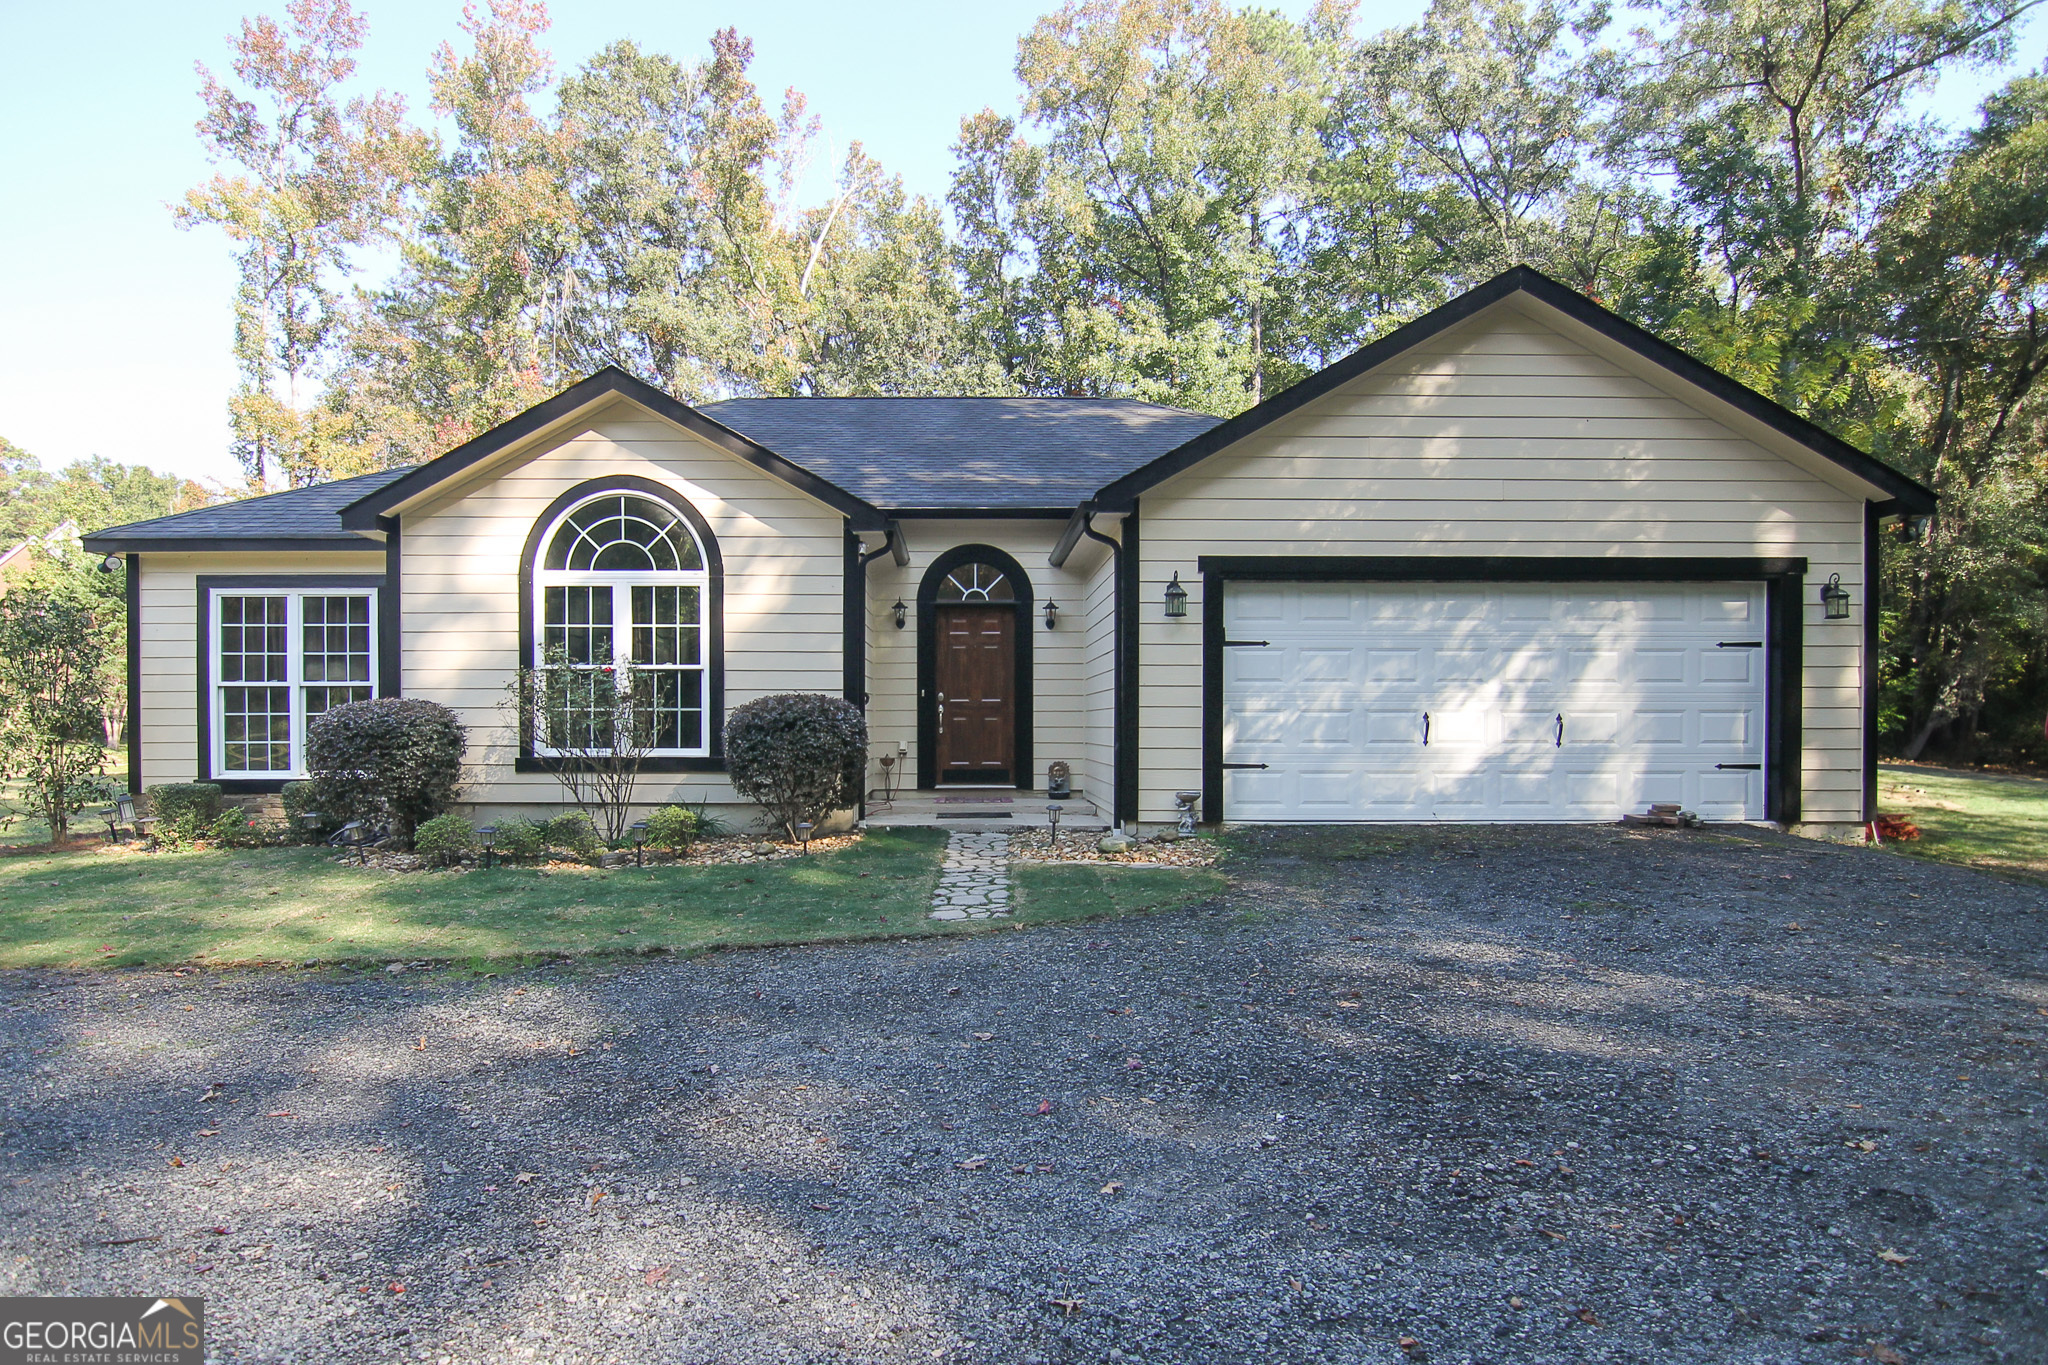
left=934, top=795, right=1013, bottom=804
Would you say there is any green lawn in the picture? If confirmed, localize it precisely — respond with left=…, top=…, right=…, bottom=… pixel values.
left=0, top=749, right=127, bottom=848
left=1876, top=762, right=2048, bottom=881
left=0, top=828, right=1225, bottom=969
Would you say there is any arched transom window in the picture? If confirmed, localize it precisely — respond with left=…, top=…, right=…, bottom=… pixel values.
left=936, top=562, right=1013, bottom=602
left=534, top=492, right=709, bottom=755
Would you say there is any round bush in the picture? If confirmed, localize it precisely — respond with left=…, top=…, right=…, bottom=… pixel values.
left=543, top=811, right=599, bottom=858
left=643, top=804, right=701, bottom=855
left=146, top=782, right=223, bottom=847
left=413, top=812, right=477, bottom=867
left=724, top=693, right=866, bottom=841
left=488, top=817, right=546, bottom=862
left=304, top=698, right=466, bottom=849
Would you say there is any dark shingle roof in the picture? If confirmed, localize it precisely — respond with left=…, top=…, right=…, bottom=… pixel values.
left=83, top=467, right=414, bottom=551
left=84, top=396, right=1224, bottom=548
left=700, top=397, right=1220, bottom=510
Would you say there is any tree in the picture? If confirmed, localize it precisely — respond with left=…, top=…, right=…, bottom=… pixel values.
left=0, top=591, right=110, bottom=843
left=502, top=648, right=654, bottom=844
left=179, top=0, right=423, bottom=486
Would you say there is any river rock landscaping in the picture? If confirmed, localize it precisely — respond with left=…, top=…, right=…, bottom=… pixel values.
left=0, top=823, right=2040, bottom=1363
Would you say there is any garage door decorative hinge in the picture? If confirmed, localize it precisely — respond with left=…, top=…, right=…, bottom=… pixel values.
left=1715, top=640, right=1763, bottom=648
left=1715, top=763, right=1762, bottom=770
left=1222, top=762, right=1270, bottom=770
left=1222, top=639, right=1269, bottom=647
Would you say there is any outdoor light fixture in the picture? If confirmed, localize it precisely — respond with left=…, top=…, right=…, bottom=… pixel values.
left=1163, top=571, right=1188, bottom=619
left=1046, top=804, right=1062, bottom=847
left=630, top=820, right=648, bottom=867
left=478, top=825, right=498, bottom=869
left=99, top=554, right=121, bottom=573
left=300, top=812, right=325, bottom=835
left=1044, top=600, right=1059, bottom=630
left=892, top=599, right=907, bottom=629
left=797, top=821, right=814, bottom=852
left=1903, top=514, right=1932, bottom=543
left=1819, top=573, right=1851, bottom=621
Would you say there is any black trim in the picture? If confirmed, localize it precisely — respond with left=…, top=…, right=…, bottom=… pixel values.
left=85, top=535, right=377, bottom=554
left=339, top=366, right=888, bottom=531
left=887, top=508, right=1072, bottom=520
left=380, top=518, right=403, bottom=697
left=1197, top=556, right=1809, bottom=827
left=1117, top=505, right=1140, bottom=825
left=1093, top=267, right=1936, bottom=516
left=515, top=475, right=727, bottom=769
left=1201, top=567, right=1222, bottom=823
left=1864, top=502, right=1881, bottom=823
left=915, top=543, right=1035, bottom=790
left=842, top=525, right=866, bottom=706
left=1768, top=573, right=1804, bottom=824
left=194, top=573, right=390, bottom=786
left=125, top=555, right=141, bottom=795
left=514, top=756, right=727, bottom=774
left=1196, top=554, right=1809, bottom=582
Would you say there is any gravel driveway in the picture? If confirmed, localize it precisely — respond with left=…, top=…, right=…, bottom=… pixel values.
left=1, top=824, right=2042, bottom=1364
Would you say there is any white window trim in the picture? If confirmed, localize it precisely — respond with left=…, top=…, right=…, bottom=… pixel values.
left=531, top=497, right=712, bottom=759
left=209, top=587, right=379, bottom=779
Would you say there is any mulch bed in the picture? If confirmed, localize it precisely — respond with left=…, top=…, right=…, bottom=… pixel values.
left=1009, top=829, right=1223, bottom=866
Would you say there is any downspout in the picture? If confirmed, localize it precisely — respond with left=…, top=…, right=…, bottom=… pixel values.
left=851, top=524, right=902, bottom=820
left=1078, top=510, right=1126, bottom=831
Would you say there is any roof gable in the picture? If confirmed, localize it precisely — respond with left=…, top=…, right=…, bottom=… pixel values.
left=337, top=367, right=891, bottom=531
left=83, top=467, right=409, bottom=553
left=1091, top=267, right=1935, bottom=515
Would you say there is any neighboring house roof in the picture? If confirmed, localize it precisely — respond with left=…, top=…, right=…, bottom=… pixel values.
left=698, top=397, right=1220, bottom=512
left=1092, top=266, right=1937, bottom=515
left=0, top=519, right=81, bottom=585
left=84, top=469, right=412, bottom=552
left=83, top=267, right=1934, bottom=554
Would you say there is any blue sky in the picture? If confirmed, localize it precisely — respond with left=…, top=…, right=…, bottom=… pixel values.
left=0, top=0, right=2036, bottom=487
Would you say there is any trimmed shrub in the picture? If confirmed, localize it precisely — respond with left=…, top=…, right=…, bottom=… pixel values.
left=643, top=804, right=701, bottom=856
left=489, top=817, right=546, bottom=862
left=413, top=813, right=477, bottom=867
left=147, top=782, right=223, bottom=847
left=724, top=694, right=866, bottom=840
left=544, top=811, right=599, bottom=858
left=304, top=698, right=466, bottom=849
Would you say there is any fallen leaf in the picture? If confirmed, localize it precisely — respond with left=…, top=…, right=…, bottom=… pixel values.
left=167, top=1157, right=184, bottom=1168
left=1576, top=1308, right=1601, bottom=1326
left=1397, top=1336, right=1427, bottom=1361
left=513, top=1172, right=536, bottom=1185
left=1049, top=1298, right=1082, bottom=1315
left=1037, top=1100, right=1053, bottom=1115
left=588, top=1189, right=607, bottom=1208
left=972, top=1032, right=993, bottom=1041
left=811, top=1202, right=834, bottom=1211
left=1539, top=1229, right=1566, bottom=1241
left=266, top=1111, right=293, bottom=1118
left=1508, top=1297, right=1526, bottom=1310
left=644, top=1265, right=670, bottom=1286
left=196, top=1130, right=217, bottom=1138
left=387, top=1282, right=404, bottom=1294
left=1099, top=1181, right=1123, bottom=1195
left=957, top=1156, right=989, bottom=1171
left=413, top=1036, right=426, bottom=1051
left=1878, top=1248, right=1910, bottom=1266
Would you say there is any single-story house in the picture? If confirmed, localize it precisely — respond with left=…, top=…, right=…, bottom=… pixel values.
left=86, top=268, right=1934, bottom=837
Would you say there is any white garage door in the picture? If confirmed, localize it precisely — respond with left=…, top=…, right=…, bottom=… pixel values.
left=1223, top=582, right=1768, bottom=822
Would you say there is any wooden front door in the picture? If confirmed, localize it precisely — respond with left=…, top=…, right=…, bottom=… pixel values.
left=934, top=604, right=1015, bottom=782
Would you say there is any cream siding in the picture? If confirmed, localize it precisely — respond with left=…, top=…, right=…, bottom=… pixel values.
left=1134, top=298, right=1871, bottom=829
left=399, top=405, right=846, bottom=817
left=135, top=550, right=387, bottom=788
left=863, top=519, right=1100, bottom=803
left=1075, top=529, right=1121, bottom=814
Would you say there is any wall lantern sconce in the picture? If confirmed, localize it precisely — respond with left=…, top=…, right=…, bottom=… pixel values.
left=892, top=599, right=907, bottom=629
left=1903, top=514, right=1932, bottom=544
left=1043, top=600, right=1059, bottom=630
left=1163, top=572, right=1188, bottom=619
left=1819, top=573, right=1851, bottom=621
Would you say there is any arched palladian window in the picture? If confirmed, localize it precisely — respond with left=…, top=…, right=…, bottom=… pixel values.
left=532, top=490, right=711, bottom=755
left=936, top=562, right=1014, bottom=603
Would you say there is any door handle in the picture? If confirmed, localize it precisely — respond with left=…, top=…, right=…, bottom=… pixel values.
left=937, top=692, right=945, bottom=736
left=1555, top=713, right=1564, bottom=748
left=1422, top=712, right=1430, bottom=746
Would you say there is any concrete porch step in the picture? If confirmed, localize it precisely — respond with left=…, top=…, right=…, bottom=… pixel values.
left=864, top=790, right=1111, bottom=832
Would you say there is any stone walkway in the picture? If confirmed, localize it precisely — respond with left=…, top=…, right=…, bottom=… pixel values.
left=926, top=830, right=1013, bottom=920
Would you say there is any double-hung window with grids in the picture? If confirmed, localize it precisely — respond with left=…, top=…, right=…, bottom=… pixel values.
left=211, top=588, right=377, bottom=776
